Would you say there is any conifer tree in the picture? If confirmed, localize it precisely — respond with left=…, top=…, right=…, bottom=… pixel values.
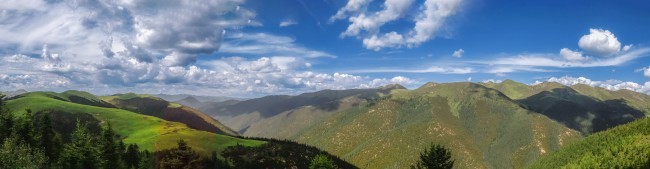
left=0, top=94, right=14, bottom=141
left=59, top=120, right=101, bottom=169
left=411, top=144, right=454, bottom=169
left=99, top=122, right=121, bottom=168
left=309, top=154, right=337, bottom=169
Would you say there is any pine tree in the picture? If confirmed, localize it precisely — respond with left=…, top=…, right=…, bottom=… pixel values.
left=13, top=109, right=35, bottom=145
left=0, top=94, right=14, bottom=142
left=206, top=151, right=230, bottom=169
left=157, top=139, right=204, bottom=169
left=37, top=112, right=58, bottom=161
left=411, top=144, right=454, bottom=169
left=124, top=144, right=141, bottom=169
left=0, top=137, right=47, bottom=169
left=99, top=122, right=121, bottom=168
left=309, top=154, right=337, bottom=169
left=59, top=120, right=101, bottom=169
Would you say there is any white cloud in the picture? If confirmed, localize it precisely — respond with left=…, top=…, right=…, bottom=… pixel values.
left=578, top=29, right=622, bottom=56
left=332, top=0, right=462, bottom=51
left=279, top=19, right=298, bottom=27
left=347, top=66, right=473, bottom=74
left=482, top=79, right=503, bottom=83
left=559, top=48, right=586, bottom=61
left=0, top=53, right=415, bottom=97
left=482, top=47, right=650, bottom=68
left=340, top=0, right=415, bottom=38
left=542, top=76, right=650, bottom=94
left=0, top=0, right=259, bottom=67
left=220, top=32, right=336, bottom=58
left=637, top=66, right=650, bottom=78
left=329, top=0, right=374, bottom=22
left=452, top=49, right=464, bottom=58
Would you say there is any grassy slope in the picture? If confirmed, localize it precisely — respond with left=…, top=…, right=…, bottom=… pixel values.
left=296, top=82, right=582, bottom=169
left=243, top=96, right=367, bottom=139
left=527, top=117, right=650, bottom=169
left=201, top=87, right=402, bottom=135
left=6, top=92, right=264, bottom=154
left=101, top=94, right=238, bottom=135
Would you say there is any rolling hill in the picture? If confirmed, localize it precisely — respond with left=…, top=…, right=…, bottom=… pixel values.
left=2, top=91, right=359, bottom=168
left=295, top=82, right=582, bottom=169
left=199, top=84, right=406, bottom=136
left=100, top=93, right=237, bottom=135
left=5, top=91, right=262, bottom=154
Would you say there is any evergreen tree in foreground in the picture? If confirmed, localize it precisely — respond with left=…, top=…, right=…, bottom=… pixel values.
left=0, top=94, right=13, bottom=142
left=411, top=144, right=454, bottom=169
left=157, top=139, right=204, bottom=169
left=309, top=154, right=337, bottom=169
left=59, top=120, right=102, bottom=169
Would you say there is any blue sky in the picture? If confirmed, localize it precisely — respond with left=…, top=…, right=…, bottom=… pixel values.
left=1, top=0, right=649, bottom=97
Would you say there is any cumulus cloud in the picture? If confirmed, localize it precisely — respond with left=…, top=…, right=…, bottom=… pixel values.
left=332, top=0, right=462, bottom=51
left=329, top=0, right=374, bottom=22
left=539, top=76, right=650, bottom=94
left=482, top=79, right=503, bottom=83
left=559, top=48, right=586, bottom=61
left=0, top=53, right=415, bottom=97
left=0, top=0, right=259, bottom=67
left=279, top=19, right=298, bottom=27
left=578, top=29, right=623, bottom=56
left=452, top=49, right=464, bottom=58
left=1, top=0, right=395, bottom=97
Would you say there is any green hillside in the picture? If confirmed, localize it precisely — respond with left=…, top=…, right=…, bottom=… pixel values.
left=101, top=93, right=238, bottom=135
left=527, top=117, right=650, bottom=169
left=296, top=82, right=582, bottom=169
left=5, top=92, right=263, bottom=154
left=202, top=85, right=405, bottom=135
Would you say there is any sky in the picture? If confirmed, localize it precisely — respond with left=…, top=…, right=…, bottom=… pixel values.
left=1, top=0, right=650, bottom=97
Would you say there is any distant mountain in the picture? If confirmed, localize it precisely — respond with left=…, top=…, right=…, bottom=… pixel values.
left=1, top=89, right=28, bottom=98
left=294, top=82, right=581, bottom=169
left=176, top=96, right=203, bottom=108
left=483, top=80, right=650, bottom=134
left=215, top=80, right=650, bottom=168
left=154, top=94, right=239, bottom=103
left=527, top=117, right=650, bottom=168
left=100, top=93, right=238, bottom=135
left=200, top=84, right=406, bottom=136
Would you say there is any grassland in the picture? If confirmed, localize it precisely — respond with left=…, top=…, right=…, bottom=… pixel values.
left=527, top=117, right=650, bottom=168
left=5, top=92, right=264, bottom=155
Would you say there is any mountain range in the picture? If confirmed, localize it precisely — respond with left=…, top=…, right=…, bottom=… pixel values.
left=179, top=80, right=650, bottom=168
left=3, top=79, right=649, bottom=168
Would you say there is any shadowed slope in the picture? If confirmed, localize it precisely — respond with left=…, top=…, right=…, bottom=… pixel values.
left=202, top=85, right=405, bottom=135
left=296, top=82, right=581, bottom=169
left=519, top=87, right=645, bottom=134
left=101, top=93, right=238, bottom=135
